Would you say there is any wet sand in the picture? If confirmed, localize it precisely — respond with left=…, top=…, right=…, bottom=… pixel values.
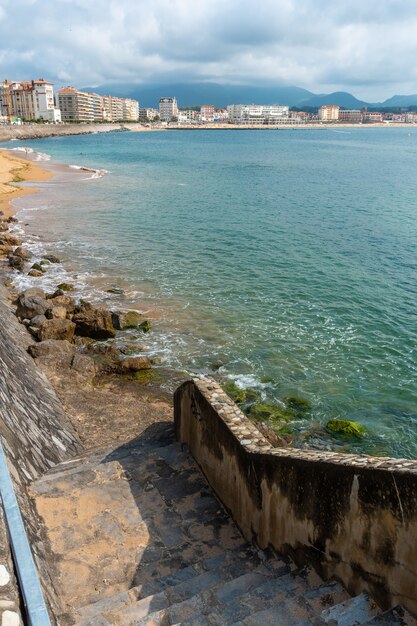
left=0, top=149, right=53, bottom=217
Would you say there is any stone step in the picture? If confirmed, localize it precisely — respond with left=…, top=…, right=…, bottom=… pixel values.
left=74, top=544, right=268, bottom=622
left=229, top=579, right=350, bottom=626
left=314, top=593, right=379, bottom=625
left=114, top=563, right=306, bottom=626
left=363, top=606, right=417, bottom=625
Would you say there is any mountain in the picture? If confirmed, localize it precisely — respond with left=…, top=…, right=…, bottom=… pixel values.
left=80, top=82, right=314, bottom=108
left=380, top=94, right=417, bottom=107
left=298, top=91, right=369, bottom=109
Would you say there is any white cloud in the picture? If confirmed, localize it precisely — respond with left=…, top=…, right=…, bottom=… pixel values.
left=1, top=0, right=417, bottom=99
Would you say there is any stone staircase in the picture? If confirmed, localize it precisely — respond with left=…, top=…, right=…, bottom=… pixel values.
left=29, top=424, right=417, bottom=626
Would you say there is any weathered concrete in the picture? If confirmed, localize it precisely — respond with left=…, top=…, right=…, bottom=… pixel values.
left=0, top=284, right=82, bottom=619
left=174, top=377, right=417, bottom=618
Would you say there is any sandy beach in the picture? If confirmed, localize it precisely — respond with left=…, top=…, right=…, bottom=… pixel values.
left=0, top=150, right=52, bottom=217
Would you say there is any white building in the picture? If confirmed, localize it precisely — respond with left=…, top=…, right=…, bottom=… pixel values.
left=227, top=104, right=290, bottom=124
left=139, top=108, right=160, bottom=121
left=159, top=97, right=178, bottom=121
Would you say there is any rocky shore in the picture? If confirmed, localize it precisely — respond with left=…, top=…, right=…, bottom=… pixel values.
left=0, top=122, right=152, bottom=143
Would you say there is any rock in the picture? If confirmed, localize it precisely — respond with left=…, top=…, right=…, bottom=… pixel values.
left=30, top=314, right=48, bottom=328
left=28, top=270, right=43, bottom=277
left=13, top=246, right=32, bottom=260
left=112, top=310, right=143, bottom=330
left=248, top=403, right=296, bottom=423
left=30, top=262, right=46, bottom=273
left=106, top=287, right=124, bottom=295
left=48, top=294, right=76, bottom=314
left=70, top=353, right=97, bottom=376
left=16, top=288, right=49, bottom=319
left=47, top=289, right=64, bottom=299
left=221, top=381, right=261, bottom=404
left=38, top=318, right=76, bottom=342
left=138, top=320, right=151, bottom=333
left=73, top=307, right=116, bottom=340
left=0, top=222, right=9, bottom=232
left=0, top=234, right=20, bottom=246
left=326, top=419, right=366, bottom=439
left=121, top=356, right=152, bottom=371
left=56, top=282, right=74, bottom=292
left=0, top=245, right=13, bottom=256
left=46, top=305, right=67, bottom=320
left=28, top=339, right=76, bottom=359
left=285, top=397, right=311, bottom=414
left=8, top=255, right=25, bottom=271
left=7, top=216, right=18, bottom=223
left=43, top=254, right=61, bottom=263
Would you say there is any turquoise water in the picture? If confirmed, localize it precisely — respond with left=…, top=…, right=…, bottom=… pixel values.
left=9, top=128, right=417, bottom=458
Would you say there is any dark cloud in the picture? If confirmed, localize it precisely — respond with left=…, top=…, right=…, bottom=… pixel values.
left=1, top=0, right=417, bottom=99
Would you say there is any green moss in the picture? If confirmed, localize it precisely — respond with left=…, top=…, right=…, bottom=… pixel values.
left=326, top=419, right=366, bottom=439
left=123, top=311, right=144, bottom=329
left=138, top=320, right=151, bottom=333
left=57, top=283, right=74, bottom=292
left=28, top=270, right=43, bottom=277
left=221, top=381, right=261, bottom=404
left=31, top=262, right=46, bottom=273
left=248, top=403, right=296, bottom=423
left=40, top=259, right=50, bottom=266
left=134, top=369, right=163, bottom=384
left=285, top=396, right=311, bottom=413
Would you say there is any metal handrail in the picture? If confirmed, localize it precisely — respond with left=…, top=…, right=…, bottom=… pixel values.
left=0, top=441, right=51, bottom=626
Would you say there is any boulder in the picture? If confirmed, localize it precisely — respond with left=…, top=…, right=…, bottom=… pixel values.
left=28, top=270, right=43, bottom=277
left=0, top=245, right=13, bottom=256
left=47, top=294, right=76, bottom=314
left=326, top=419, right=366, bottom=439
left=0, top=223, right=9, bottom=232
left=121, top=356, right=152, bottom=371
left=7, top=217, right=18, bottom=223
left=73, top=307, right=116, bottom=340
left=46, top=305, right=67, bottom=320
left=70, top=353, right=97, bottom=376
left=37, top=318, right=76, bottom=342
left=0, top=234, right=20, bottom=246
left=14, top=246, right=32, bottom=260
left=16, top=288, right=49, bottom=319
left=138, top=320, right=151, bottom=333
left=30, top=262, right=46, bottom=273
left=56, top=283, right=74, bottom=292
left=28, top=339, right=75, bottom=359
left=9, top=255, right=25, bottom=271
left=43, top=254, right=61, bottom=263
left=112, top=310, right=143, bottom=330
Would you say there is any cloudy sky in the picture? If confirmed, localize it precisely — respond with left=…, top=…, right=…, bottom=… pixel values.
left=1, top=0, right=417, bottom=100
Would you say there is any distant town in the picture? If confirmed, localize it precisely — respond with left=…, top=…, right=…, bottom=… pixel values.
left=1, top=78, right=417, bottom=126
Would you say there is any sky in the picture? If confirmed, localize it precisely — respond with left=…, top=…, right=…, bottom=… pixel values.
left=1, top=0, right=417, bottom=101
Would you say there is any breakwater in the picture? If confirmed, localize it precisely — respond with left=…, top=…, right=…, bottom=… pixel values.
left=0, top=122, right=146, bottom=143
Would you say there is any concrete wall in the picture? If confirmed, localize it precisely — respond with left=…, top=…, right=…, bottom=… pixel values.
left=0, top=284, right=82, bottom=620
left=174, top=377, right=417, bottom=617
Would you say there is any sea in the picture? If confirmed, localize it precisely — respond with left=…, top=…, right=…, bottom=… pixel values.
left=6, top=127, right=417, bottom=458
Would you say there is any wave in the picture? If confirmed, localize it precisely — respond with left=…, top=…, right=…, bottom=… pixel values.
left=9, top=146, right=51, bottom=161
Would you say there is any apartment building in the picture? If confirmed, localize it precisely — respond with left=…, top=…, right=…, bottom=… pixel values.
left=200, top=105, right=215, bottom=122
left=139, top=108, right=160, bottom=121
left=58, top=88, right=139, bottom=122
left=318, top=105, right=340, bottom=121
left=0, top=79, right=61, bottom=122
left=159, top=97, right=178, bottom=121
left=339, top=109, right=362, bottom=122
left=227, top=104, right=290, bottom=123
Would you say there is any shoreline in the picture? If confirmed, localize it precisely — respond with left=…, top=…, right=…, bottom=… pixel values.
left=1, top=121, right=416, bottom=145
left=0, top=149, right=53, bottom=217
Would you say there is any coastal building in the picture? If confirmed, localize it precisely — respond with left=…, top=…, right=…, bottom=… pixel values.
left=58, top=87, right=96, bottom=122
left=200, top=105, right=215, bottom=122
left=0, top=79, right=61, bottom=122
left=58, top=88, right=139, bottom=122
left=177, top=109, right=200, bottom=124
left=159, top=97, right=178, bottom=121
left=139, top=108, right=160, bottom=121
left=318, top=105, right=340, bottom=121
left=362, top=111, right=383, bottom=123
left=227, top=104, right=290, bottom=124
left=338, top=109, right=362, bottom=123
left=213, top=108, right=229, bottom=121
